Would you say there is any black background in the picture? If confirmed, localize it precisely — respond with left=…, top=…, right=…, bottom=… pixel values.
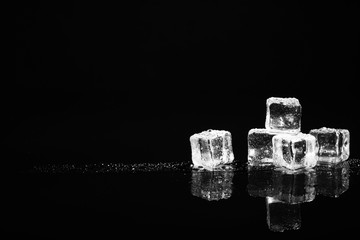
left=11, top=0, right=359, bottom=238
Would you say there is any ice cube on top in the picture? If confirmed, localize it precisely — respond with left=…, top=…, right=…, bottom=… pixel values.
left=272, top=133, right=317, bottom=170
left=190, top=129, right=234, bottom=170
left=309, top=127, right=350, bottom=163
left=248, top=128, right=277, bottom=166
left=265, top=97, right=302, bottom=134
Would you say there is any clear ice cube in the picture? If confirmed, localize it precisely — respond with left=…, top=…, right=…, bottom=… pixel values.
left=272, top=133, right=318, bottom=170
left=190, top=129, right=234, bottom=170
left=265, top=97, right=301, bottom=133
left=266, top=197, right=301, bottom=232
left=271, top=168, right=316, bottom=204
left=309, top=127, right=350, bottom=164
left=191, top=168, right=234, bottom=201
left=247, top=128, right=277, bottom=166
left=315, top=161, right=349, bottom=198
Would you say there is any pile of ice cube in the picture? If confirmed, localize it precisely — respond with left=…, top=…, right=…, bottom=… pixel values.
left=189, top=97, right=350, bottom=171
left=248, top=97, right=350, bottom=170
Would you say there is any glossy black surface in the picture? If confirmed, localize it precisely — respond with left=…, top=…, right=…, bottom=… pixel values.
left=4, top=157, right=360, bottom=238
left=14, top=1, right=359, bottom=238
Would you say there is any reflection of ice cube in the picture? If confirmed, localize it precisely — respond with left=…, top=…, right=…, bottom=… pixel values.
left=266, top=197, right=301, bottom=232
left=190, top=129, right=234, bottom=170
left=265, top=97, right=301, bottom=133
left=309, top=127, right=350, bottom=164
left=273, top=133, right=318, bottom=170
left=247, top=129, right=277, bottom=166
left=271, top=168, right=316, bottom=204
left=191, top=168, right=234, bottom=201
left=247, top=165, right=275, bottom=197
left=315, top=161, right=349, bottom=198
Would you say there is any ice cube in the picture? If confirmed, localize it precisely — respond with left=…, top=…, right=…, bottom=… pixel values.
left=271, top=168, right=316, bottom=204
left=247, top=128, right=277, bottom=166
left=191, top=168, right=234, bottom=201
left=247, top=165, right=275, bottom=197
left=265, top=97, right=301, bottom=133
left=273, top=133, right=318, bottom=170
left=315, top=161, right=349, bottom=198
left=190, top=129, right=234, bottom=170
left=266, top=197, right=301, bottom=232
left=309, top=127, right=350, bottom=164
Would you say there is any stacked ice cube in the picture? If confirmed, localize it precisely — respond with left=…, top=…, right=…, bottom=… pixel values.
left=189, top=97, right=350, bottom=170
left=248, top=97, right=350, bottom=170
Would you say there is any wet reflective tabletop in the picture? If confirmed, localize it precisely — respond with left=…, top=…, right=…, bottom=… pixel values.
left=14, top=0, right=360, bottom=237
left=5, top=158, right=360, bottom=238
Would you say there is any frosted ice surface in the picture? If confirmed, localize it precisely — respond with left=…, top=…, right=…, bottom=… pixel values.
left=272, top=133, right=317, bottom=170
left=315, top=161, right=349, bottom=198
left=190, top=129, right=234, bottom=170
left=266, top=197, right=301, bottom=232
left=248, top=128, right=277, bottom=166
left=265, top=97, right=301, bottom=134
left=271, top=168, right=316, bottom=204
left=309, top=127, right=350, bottom=164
